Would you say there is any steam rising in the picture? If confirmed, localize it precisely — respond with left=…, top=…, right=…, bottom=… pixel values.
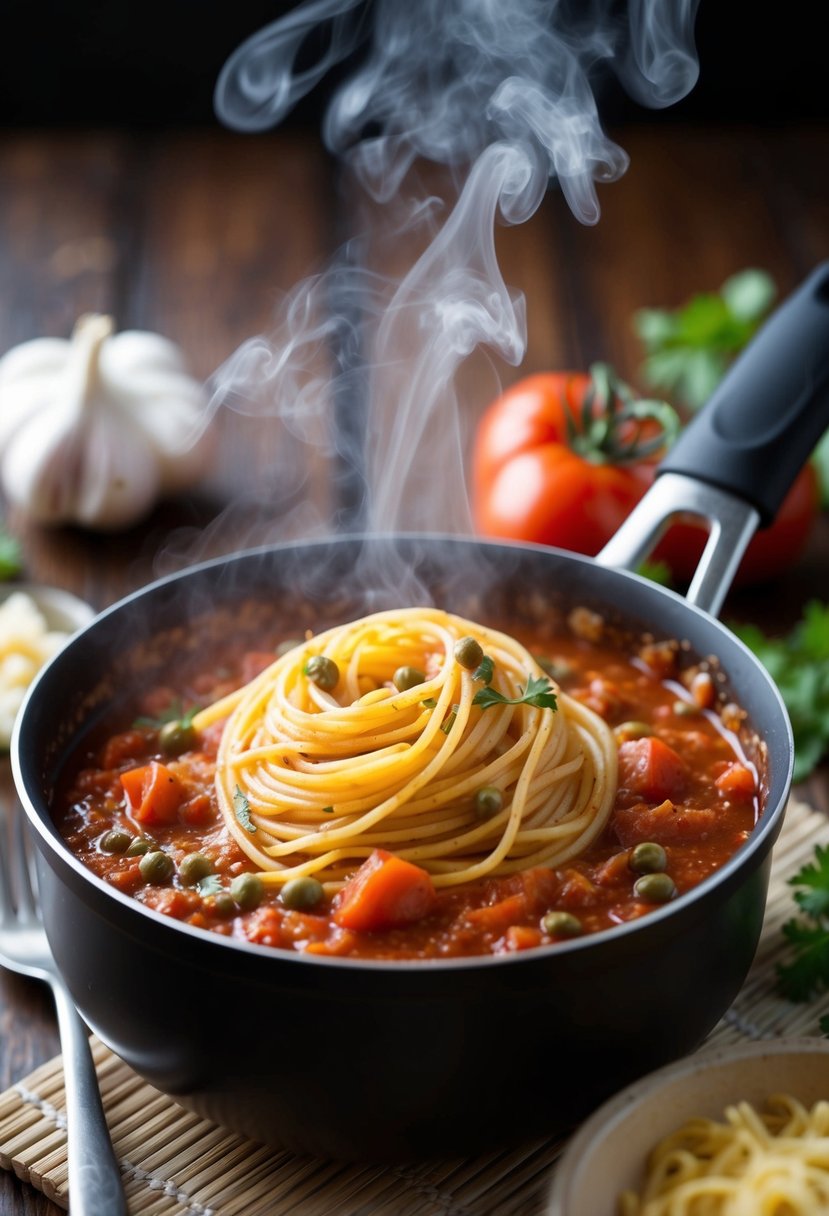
left=204, top=0, right=700, bottom=576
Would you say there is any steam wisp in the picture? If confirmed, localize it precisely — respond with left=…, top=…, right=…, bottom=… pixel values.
left=204, top=0, right=701, bottom=593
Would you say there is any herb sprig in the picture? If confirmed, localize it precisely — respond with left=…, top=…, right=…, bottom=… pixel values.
left=777, top=844, right=829, bottom=1034
left=233, top=786, right=257, bottom=834
left=473, top=674, right=558, bottom=712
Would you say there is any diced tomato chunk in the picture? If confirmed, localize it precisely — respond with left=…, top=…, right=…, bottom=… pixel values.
left=618, top=736, right=686, bottom=801
left=502, top=925, right=543, bottom=951
left=715, top=762, right=756, bottom=799
left=120, top=761, right=186, bottom=824
left=615, top=799, right=718, bottom=846
left=334, top=849, right=437, bottom=932
left=559, top=868, right=598, bottom=908
left=465, top=893, right=528, bottom=932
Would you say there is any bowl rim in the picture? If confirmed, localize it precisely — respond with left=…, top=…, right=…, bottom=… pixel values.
left=11, top=533, right=795, bottom=973
left=546, top=1035, right=829, bottom=1212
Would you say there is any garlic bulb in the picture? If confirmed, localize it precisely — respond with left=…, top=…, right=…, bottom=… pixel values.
left=0, top=315, right=214, bottom=529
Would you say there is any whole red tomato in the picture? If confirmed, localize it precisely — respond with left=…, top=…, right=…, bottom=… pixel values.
left=472, top=367, right=670, bottom=556
left=471, top=368, right=819, bottom=585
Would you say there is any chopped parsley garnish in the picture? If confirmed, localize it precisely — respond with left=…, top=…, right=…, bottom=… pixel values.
left=473, top=655, right=494, bottom=685
left=440, top=704, right=460, bottom=734
left=233, top=786, right=257, bottom=834
left=321, top=805, right=334, bottom=814
left=473, top=674, right=558, bottom=712
left=422, top=697, right=438, bottom=709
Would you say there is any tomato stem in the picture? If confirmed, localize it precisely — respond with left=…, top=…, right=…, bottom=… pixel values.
left=567, top=363, right=680, bottom=465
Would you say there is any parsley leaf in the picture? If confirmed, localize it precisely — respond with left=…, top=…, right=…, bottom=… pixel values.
left=197, top=874, right=224, bottom=898
left=473, top=655, right=494, bottom=685
left=777, top=844, right=829, bottom=1003
left=731, top=601, right=829, bottom=782
left=233, top=786, right=257, bottom=834
left=634, top=269, right=777, bottom=412
left=473, top=674, right=558, bottom=712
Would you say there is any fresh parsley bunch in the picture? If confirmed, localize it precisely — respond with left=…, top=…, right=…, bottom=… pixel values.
left=778, top=843, right=829, bottom=1035
left=634, top=268, right=829, bottom=506
left=633, top=269, right=777, bottom=413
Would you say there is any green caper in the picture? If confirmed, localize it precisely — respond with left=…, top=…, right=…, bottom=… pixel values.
left=393, top=665, right=426, bottom=692
left=230, top=872, right=265, bottom=910
left=541, top=911, right=583, bottom=938
left=276, top=638, right=304, bottom=656
left=99, top=828, right=133, bottom=854
left=139, top=850, right=174, bottom=884
left=474, top=786, right=504, bottom=820
left=629, top=841, right=668, bottom=875
left=633, top=872, right=676, bottom=903
left=281, top=876, right=325, bottom=910
left=159, top=718, right=197, bottom=755
left=454, top=636, right=484, bottom=670
left=673, top=699, right=699, bottom=716
left=178, top=852, right=214, bottom=886
left=304, top=655, right=340, bottom=691
left=615, top=720, right=652, bottom=741
left=125, top=837, right=152, bottom=857
left=209, top=892, right=237, bottom=919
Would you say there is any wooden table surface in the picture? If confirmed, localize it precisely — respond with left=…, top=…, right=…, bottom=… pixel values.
left=0, top=121, right=827, bottom=1212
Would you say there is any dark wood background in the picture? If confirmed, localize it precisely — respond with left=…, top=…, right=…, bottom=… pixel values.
left=1, top=4, right=828, bottom=1212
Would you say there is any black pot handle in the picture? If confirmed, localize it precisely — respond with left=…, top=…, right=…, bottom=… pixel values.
left=657, top=260, right=829, bottom=522
left=598, top=261, right=829, bottom=615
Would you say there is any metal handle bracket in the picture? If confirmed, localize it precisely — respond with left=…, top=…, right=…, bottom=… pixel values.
left=596, top=472, right=761, bottom=617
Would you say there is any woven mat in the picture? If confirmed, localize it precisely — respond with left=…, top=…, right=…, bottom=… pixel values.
left=2, top=797, right=829, bottom=1216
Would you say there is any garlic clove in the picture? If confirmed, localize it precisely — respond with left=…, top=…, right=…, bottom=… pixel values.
left=0, top=337, right=70, bottom=384
left=1, top=408, right=161, bottom=530
left=72, top=409, right=162, bottom=529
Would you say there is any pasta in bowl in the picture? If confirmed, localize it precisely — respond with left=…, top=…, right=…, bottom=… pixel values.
left=547, top=1038, right=829, bottom=1216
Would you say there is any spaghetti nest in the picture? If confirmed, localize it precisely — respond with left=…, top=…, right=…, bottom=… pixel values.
left=619, top=1094, right=829, bottom=1215
left=194, top=607, right=616, bottom=891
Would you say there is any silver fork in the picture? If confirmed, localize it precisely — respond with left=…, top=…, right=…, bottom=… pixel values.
left=0, top=800, right=128, bottom=1215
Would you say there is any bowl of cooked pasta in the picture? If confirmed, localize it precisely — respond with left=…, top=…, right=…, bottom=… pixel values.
left=547, top=1036, right=829, bottom=1215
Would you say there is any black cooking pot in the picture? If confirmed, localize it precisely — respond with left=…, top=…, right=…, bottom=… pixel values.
left=12, top=264, right=829, bottom=1162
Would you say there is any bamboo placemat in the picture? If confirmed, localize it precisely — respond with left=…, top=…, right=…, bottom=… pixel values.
left=2, top=797, right=828, bottom=1215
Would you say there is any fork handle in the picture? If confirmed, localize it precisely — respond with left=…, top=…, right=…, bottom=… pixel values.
left=51, top=979, right=129, bottom=1216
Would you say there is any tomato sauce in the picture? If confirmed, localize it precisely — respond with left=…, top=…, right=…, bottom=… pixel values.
left=55, top=617, right=761, bottom=960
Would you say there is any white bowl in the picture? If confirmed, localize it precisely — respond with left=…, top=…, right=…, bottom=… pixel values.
left=546, top=1037, right=829, bottom=1215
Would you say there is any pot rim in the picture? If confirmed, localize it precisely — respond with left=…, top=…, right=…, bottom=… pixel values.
left=11, top=531, right=795, bottom=974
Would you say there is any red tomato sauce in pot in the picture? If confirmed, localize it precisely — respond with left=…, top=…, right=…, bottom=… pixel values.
left=54, top=615, right=761, bottom=960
